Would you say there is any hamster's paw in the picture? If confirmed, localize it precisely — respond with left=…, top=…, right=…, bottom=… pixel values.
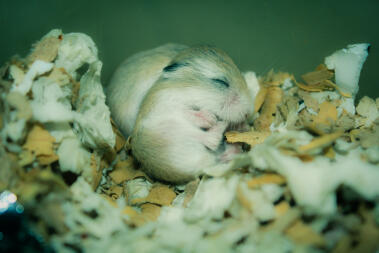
left=218, top=143, right=242, bottom=163
left=200, top=121, right=228, bottom=151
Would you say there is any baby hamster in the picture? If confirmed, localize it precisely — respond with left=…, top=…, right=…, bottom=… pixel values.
left=107, top=45, right=254, bottom=184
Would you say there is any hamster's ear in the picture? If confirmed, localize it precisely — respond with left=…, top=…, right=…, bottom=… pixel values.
left=163, top=62, right=188, bottom=72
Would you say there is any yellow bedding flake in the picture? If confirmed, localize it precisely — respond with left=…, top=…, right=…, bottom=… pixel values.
left=262, top=208, right=301, bottom=233
left=296, top=77, right=351, bottom=98
left=332, top=209, right=379, bottom=253
left=247, top=173, right=286, bottom=189
left=312, top=101, right=338, bottom=126
left=90, top=154, right=102, bottom=190
left=106, top=185, right=124, bottom=200
left=14, top=168, right=67, bottom=203
left=48, top=67, right=71, bottom=86
left=22, top=124, right=58, bottom=165
left=111, top=119, right=126, bottom=152
left=38, top=154, right=60, bottom=165
left=274, top=201, right=290, bottom=217
left=225, top=130, right=270, bottom=147
left=295, top=79, right=335, bottom=92
left=109, top=157, right=146, bottom=184
left=261, top=70, right=293, bottom=86
left=350, top=125, right=379, bottom=148
left=294, top=63, right=353, bottom=97
left=18, top=150, right=35, bottom=167
left=131, top=184, right=176, bottom=206
left=285, top=220, right=325, bottom=247
left=279, top=149, right=315, bottom=162
left=133, top=203, right=161, bottom=226
left=145, top=185, right=176, bottom=206
left=9, top=65, right=25, bottom=86
left=298, top=90, right=319, bottom=112
left=27, top=36, right=61, bottom=64
left=254, top=85, right=268, bottom=113
left=298, top=131, right=343, bottom=154
left=254, top=86, right=283, bottom=131
left=70, top=77, right=81, bottom=105
left=6, top=91, right=32, bottom=120
left=326, top=80, right=352, bottom=98
left=236, top=184, right=253, bottom=212
left=301, top=68, right=334, bottom=86
left=323, top=146, right=336, bottom=159
left=335, top=111, right=355, bottom=132
left=122, top=206, right=139, bottom=217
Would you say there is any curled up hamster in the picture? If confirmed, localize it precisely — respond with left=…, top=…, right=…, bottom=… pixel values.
left=107, top=44, right=254, bottom=184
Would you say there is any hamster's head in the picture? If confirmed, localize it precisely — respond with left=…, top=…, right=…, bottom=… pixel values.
left=161, top=45, right=254, bottom=124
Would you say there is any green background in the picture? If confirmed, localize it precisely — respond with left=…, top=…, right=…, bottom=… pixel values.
left=1, top=0, right=378, bottom=99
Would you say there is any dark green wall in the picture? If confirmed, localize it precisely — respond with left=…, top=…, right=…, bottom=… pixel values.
left=1, top=0, right=378, bottom=99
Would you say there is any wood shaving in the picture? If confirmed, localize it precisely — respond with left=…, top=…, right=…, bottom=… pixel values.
left=14, top=168, right=67, bottom=203
left=254, top=86, right=283, bottom=130
left=276, top=95, right=300, bottom=129
left=335, top=111, right=355, bottom=131
left=47, top=67, right=70, bottom=86
left=295, top=79, right=335, bottom=92
left=262, top=208, right=301, bottom=233
left=9, top=65, right=25, bottom=86
left=225, top=130, right=270, bottom=147
left=122, top=206, right=139, bottom=218
left=111, top=118, right=126, bottom=152
left=274, top=201, right=290, bottom=217
left=285, top=220, right=325, bottom=247
left=145, top=184, right=176, bottom=206
left=90, top=154, right=103, bottom=190
left=131, top=184, right=176, bottom=206
left=247, top=173, right=286, bottom=189
left=350, top=126, right=379, bottom=148
left=22, top=124, right=58, bottom=165
left=301, top=67, right=334, bottom=85
left=135, top=203, right=161, bottom=225
left=312, top=101, right=338, bottom=127
left=18, top=150, right=35, bottom=167
left=323, top=145, right=336, bottom=159
left=27, top=36, right=60, bottom=64
left=109, top=157, right=146, bottom=184
left=105, top=185, right=123, bottom=200
left=236, top=184, right=253, bottom=212
left=260, top=70, right=293, bottom=86
left=298, top=131, right=343, bottom=154
left=6, top=91, right=32, bottom=120
left=279, top=149, right=315, bottom=162
left=332, top=208, right=379, bottom=253
left=296, top=64, right=353, bottom=97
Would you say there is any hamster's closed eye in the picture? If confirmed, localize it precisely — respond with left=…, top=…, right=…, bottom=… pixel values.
left=211, top=78, right=229, bottom=88
left=163, top=62, right=188, bottom=72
